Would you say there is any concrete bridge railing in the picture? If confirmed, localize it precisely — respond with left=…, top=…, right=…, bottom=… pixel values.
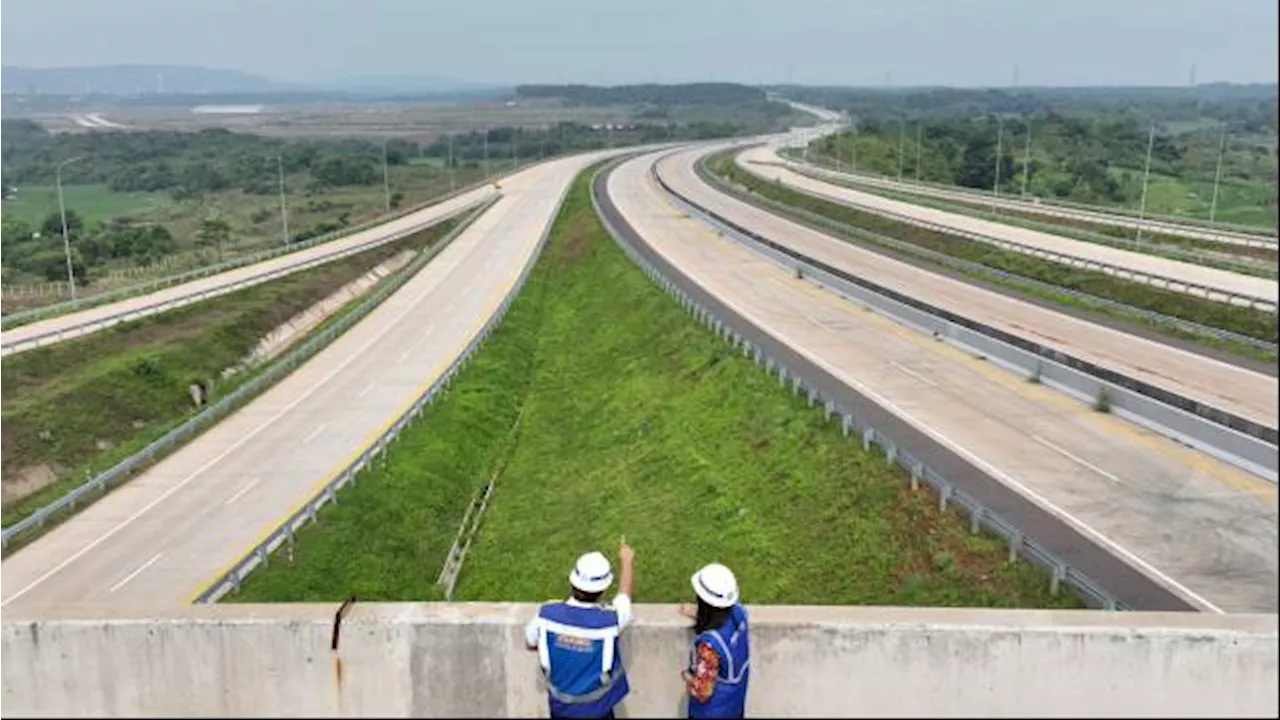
left=3, top=603, right=1276, bottom=717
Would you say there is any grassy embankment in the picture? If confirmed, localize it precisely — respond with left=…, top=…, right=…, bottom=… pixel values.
left=1, top=216, right=462, bottom=530
left=713, top=154, right=1277, bottom=361
left=232, top=166, right=1081, bottom=609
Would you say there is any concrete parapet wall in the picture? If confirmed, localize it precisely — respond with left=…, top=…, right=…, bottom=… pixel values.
left=2, top=604, right=1275, bottom=718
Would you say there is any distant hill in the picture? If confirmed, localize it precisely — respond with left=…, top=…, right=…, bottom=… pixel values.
left=2, top=65, right=285, bottom=95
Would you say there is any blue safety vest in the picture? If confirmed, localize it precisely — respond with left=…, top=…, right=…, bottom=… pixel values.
left=535, top=601, right=630, bottom=718
left=688, top=604, right=750, bottom=719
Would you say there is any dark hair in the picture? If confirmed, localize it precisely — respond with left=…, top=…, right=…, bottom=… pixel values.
left=693, top=597, right=734, bottom=635
left=572, top=588, right=604, bottom=604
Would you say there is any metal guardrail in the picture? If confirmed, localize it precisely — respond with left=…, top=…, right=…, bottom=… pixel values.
left=700, top=161, right=1278, bottom=357
left=189, top=159, right=585, bottom=604
left=0, top=197, right=500, bottom=550
left=787, top=151, right=1279, bottom=245
left=590, top=162, right=1126, bottom=610
left=1, top=172, right=510, bottom=331
left=667, top=155, right=1278, bottom=451
left=755, top=162, right=1278, bottom=313
left=787, top=165, right=1278, bottom=280
left=0, top=198, right=493, bottom=357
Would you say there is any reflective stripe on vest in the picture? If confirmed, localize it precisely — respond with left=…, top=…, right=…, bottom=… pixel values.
left=537, top=602, right=623, bottom=705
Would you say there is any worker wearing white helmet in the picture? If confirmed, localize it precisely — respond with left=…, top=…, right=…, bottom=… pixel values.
left=525, top=540, right=635, bottom=719
left=680, top=563, right=750, bottom=719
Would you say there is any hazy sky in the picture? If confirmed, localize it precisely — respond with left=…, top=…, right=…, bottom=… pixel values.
left=2, top=0, right=1276, bottom=87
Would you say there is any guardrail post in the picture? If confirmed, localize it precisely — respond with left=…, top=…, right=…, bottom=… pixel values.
left=938, top=484, right=952, bottom=511
left=841, top=414, right=852, bottom=437
left=884, top=441, right=896, bottom=465
left=861, top=427, right=873, bottom=451
left=969, top=507, right=983, bottom=534
left=1008, top=531, right=1022, bottom=563
left=1050, top=563, right=1065, bottom=596
left=910, top=463, right=920, bottom=492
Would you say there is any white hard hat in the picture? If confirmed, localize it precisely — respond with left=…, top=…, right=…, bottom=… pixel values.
left=691, top=563, right=739, bottom=609
left=569, top=551, right=614, bottom=594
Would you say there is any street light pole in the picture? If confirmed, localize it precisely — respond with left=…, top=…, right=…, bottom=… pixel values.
left=1209, top=124, right=1227, bottom=224
left=897, top=118, right=906, bottom=182
left=447, top=134, right=456, bottom=193
left=55, top=156, right=85, bottom=300
left=1136, top=123, right=1156, bottom=241
left=914, top=123, right=923, bottom=183
left=276, top=154, right=290, bottom=245
left=381, top=139, right=391, bottom=213
left=1020, top=118, right=1033, bottom=198
left=850, top=118, right=858, bottom=174
left=993, top=117, right=1005, bottom=203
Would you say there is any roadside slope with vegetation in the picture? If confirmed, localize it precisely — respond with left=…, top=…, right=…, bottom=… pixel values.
left=1, top=216, right=461, bottom=524
left=232, top=166, right=1080, bottom=609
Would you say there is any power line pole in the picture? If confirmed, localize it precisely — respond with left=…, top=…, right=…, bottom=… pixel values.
left=1209, top=124, right=1227, bottom=224
left=482, top=127, right=489, bottom=180
left=512, top=127, right=518, bottom=171
left=1136, top=123, right=1156, bottom=241
left=277, top=154, right=290, bottom=245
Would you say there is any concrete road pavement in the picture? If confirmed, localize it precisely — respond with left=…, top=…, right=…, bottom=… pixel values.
left=0, top=185, right=497, bottom=357
left=0, top=148, right=627, bottom=612
left=608, top=149, right=1278, bottom=613
left=662, top=145, right=1277, bottom=434
left=738, top=145, right=1279, bottom=307
left=782, top=157, right=1277, bottom=248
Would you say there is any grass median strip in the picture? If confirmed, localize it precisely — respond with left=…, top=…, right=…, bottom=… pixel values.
left=232, top=165, right=1080, bottom=608
left=1, top=214, right=465, bottom=539
left=712, top=153, right=1278, bottom=358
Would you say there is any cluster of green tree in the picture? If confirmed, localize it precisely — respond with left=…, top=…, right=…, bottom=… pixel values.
left=418, top=120, right=742, bottom=163
left=3, top=211, right=99, bottom=283
left=816, top=110, right=1276, bottom=205
left=0, top=121, right=416, bottom=198
left=775, top=84, right=1279, bottom=134
left=515, top=82, right=767, bottom=106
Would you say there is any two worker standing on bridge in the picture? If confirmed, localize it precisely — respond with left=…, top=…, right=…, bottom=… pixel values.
left=524, top=540, right=751, bottom=718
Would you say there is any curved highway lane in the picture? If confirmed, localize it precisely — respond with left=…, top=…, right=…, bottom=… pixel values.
left=737, top=144, right=1278, bottom=308
left=607, top=147, right=1278, bottom=613
left=0, top=147, right=634, bottom=612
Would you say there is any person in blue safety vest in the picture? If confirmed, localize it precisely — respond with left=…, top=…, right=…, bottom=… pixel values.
left=680, top=563, right=750, bottom=719
left=525, top=540, right=635, bottom=719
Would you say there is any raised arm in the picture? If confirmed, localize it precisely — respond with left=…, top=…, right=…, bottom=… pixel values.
left=618, top=539, right=634, bottom=599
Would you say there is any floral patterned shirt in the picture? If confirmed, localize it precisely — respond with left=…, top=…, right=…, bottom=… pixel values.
left=687, top=639, right=721, bottom=702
